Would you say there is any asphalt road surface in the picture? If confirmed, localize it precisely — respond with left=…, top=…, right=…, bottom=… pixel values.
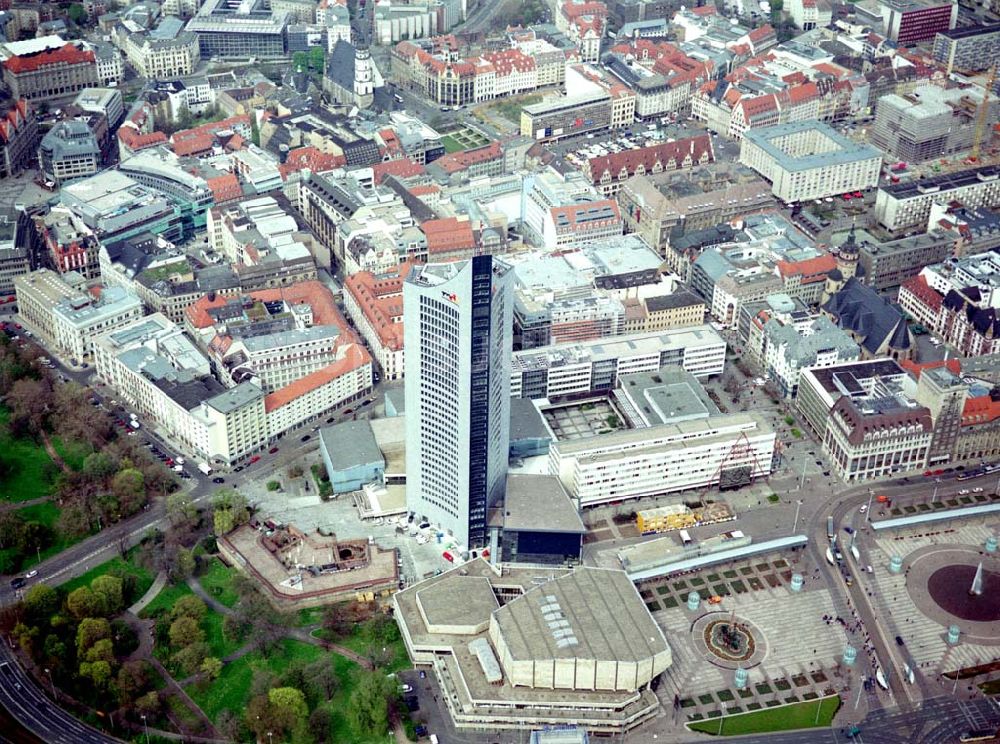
left=0, top=644, right=121, bottom=744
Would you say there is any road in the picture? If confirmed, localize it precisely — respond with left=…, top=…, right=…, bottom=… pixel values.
left=0, top=644, right=121, bottom=744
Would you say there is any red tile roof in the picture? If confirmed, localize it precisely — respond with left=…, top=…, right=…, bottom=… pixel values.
left=775, top=254, right=837, bottom=283
left=205, top=173, right=242, bottom=204
left=186, top=280, right=343, bottom=330
left=278, top=146, right=345, bottom=180
left=962, top=393, right=1000, bottom=426
left=900, top=358, right=961, bottom=378
left=431, top=141, right=503, bottom=174
left=372, top=157, right=426, bottom=184
left=484, top=48, right=536, bottom=75
left=900, top=275, right=944, bottom=313
left=343, top=261, right=418, bottom=351
left=0, top=100, right=29, bottom=144
left=422, top=217, right=475, bottom=255
left=584, top=134, right=713, bottom=185
left=118, top=126, right=168, bottom=152
left=3, top=43, right=95, bottom=74
left=264, top=343, right=371, bottom=412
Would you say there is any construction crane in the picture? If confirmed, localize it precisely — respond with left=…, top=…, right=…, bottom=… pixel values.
left=971, top=64, right=997, bottom=163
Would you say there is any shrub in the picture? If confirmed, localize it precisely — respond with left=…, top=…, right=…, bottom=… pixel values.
left=266, top=480, right=281, bottom=492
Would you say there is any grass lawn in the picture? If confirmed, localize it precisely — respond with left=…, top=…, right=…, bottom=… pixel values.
left=198, top=558, right=240, bottom=608
left=139, top=581, right=195, bottom=619
left=687, top=695, right=840, bottom=736
left=0, top=407, right=58, bottom=503
left=186, top=638, right=327, bottom=720
left=60, top=551, right=154, bottom=603
left=50, top=436, right=91, bottom=471
left=203, top=610, right=241, bottom=660
left=490, top=94, right=542, bottom=123
left=323, top=621, right=410, bottom=674
left=297, top=606, right=325, bottom=627
left=440, top=135, right=466, bottom=153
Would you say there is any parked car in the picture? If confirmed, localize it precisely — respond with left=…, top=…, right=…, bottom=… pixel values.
left=268, top=447, right=279, bottom=454
left=212, top=477, right=225, bottom=484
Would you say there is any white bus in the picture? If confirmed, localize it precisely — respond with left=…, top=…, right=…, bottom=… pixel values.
left=679, top=529, right=693, bottom=546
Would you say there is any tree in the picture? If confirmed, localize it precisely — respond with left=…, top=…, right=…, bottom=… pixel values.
left=68, top=4, right=86, bottom=24
left=17, top=520, right=52, bottom=556
left=250, top=668, right=277, bottom=698
left=82, top=452, right=117, bottom=480
left=0, top=511, right=25, bottom=550
left=267, top=686, right=307, bottom=739
left=245, top=694, right=287, bottom=741
left=166, top=492, right=197, bottom=529
left=135, top=690, right=160, bottom=717
left=302, top=658, right=338, bottom=704
left=308, top=706, right=332, bottom=743
left=169, top=615, right=204, bottom=648
left=321, top=603, right=351, bottom=637
left=348, top=670, right=393, bottom=736
left=76, top=617, right=111, bottom=658
left=112, top=467, right=146, bottom=516
left=56, top=504, right=92, bottom=540
left=79, top=659, right=112, bottom=688
left=212, top=489, right=250, bottom=536
left=84, top=637, right=115, bottom=666
left=308, top=45, right=325, bottom=72
left=116, top=660, right=148, bottom=705
left=172, top=641, right=209, bottom=676
left=292, top=51, right=309, bottom=70
left=21, top=583, right=58, bottom=625
left=217, top=709, right=243, bottom=742
left=91, top=575, right=124, bottom=616
left=200, top=656, right=222, bottom=681
left=171, top=595, right=207, bottom=623
left=67, top=586, right=103, bottom=620
left=6, top=377, right=53, bottom=436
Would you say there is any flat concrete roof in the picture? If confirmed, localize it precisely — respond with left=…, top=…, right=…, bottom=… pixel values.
left=320, top=420, right=384, bottom=471
left=504, top=474, right=585, bottom=534
left=626, top=535, right=809, bottom=581
left=494, top=567, right=668, bottom=664
left=416, top=575, right=498, bottom=628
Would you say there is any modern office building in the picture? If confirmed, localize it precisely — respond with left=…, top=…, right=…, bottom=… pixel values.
left=73, top=87, right=125, bottom=130
left=404, top=256, right=514, bottom=548
left=854, top=230, right=955, bottom=292
left=118, top=148, right=215, bottom=233
left=520, top=90, right=614, bottom=142
left=865, top=0, right=957, bottom=45
left=59, top=170, right=185, bottom=245
left=500, top=474, right=586, bottom=565
left=38, top=120, right=100, bottom=185
left=739, top=121, right=882, bottom=202
left=549, top=369, right=775, bottom=506
left=511, top=325, right=726, bottom=400
left=187, top=0, right=291, bottom=61
left=875, top=166, right=1000, bottom=232
left=933, top=25, right=1000, bottom=74
left=870, top=85, right=998, bottom=163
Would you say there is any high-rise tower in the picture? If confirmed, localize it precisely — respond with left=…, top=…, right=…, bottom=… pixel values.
left=403, top=256, right=513, bottom=548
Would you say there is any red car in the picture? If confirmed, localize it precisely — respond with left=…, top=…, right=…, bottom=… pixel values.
left=442, top=551, right=454, bottom=563
left=852, top=191, right=863, bottom=198
left=249, top=455, right=261, bottom=464
left=268, top=447, right=279, bottom=454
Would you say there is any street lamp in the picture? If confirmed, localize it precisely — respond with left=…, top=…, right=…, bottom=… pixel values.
left=718, top=702, right=726, bottom=735
left=268, top=732, right=273, bottom=744
left=792, top=499, right=803, bottom=535
left=141, top=714, right=149, bottom=744
left=44, top=668, right=55, bottom=699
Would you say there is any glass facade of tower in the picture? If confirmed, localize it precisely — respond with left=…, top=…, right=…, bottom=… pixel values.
left=404, top=256, right=512, bottom=547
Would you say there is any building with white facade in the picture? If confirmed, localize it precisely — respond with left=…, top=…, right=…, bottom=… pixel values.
left=511, top=325, right=726, bottom=399
left=758, top=314, right=860, bottom=398
left=875, top=165, right=1000, bottom=232
left=521, top=169, right=623, bottom=248
left=549, top=370, right=775, bottom=506
left=185, top=280, right=374, bottom=436
left=343, top=261, right=415, bottom=381
left=14, top=269, right=141, bottom=360
left=404, top=257, right=514, bottom=548
left=93, top=312, right=270, bottom=466
left=739, top=120, right=882, bottom=203
left=796, top=358, right=933, bottom=481
left=113, top=27, right=201, bottom=79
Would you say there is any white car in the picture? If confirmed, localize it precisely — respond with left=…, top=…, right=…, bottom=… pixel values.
left=973, top=487, right=984, bottom=493
left=859, top=505, right=868, bottom=514
left=959, top=489, right=970, bottom=495
left=399, top=684, right=413, bottom=693
left=25, top=570, right=37, bottom=579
